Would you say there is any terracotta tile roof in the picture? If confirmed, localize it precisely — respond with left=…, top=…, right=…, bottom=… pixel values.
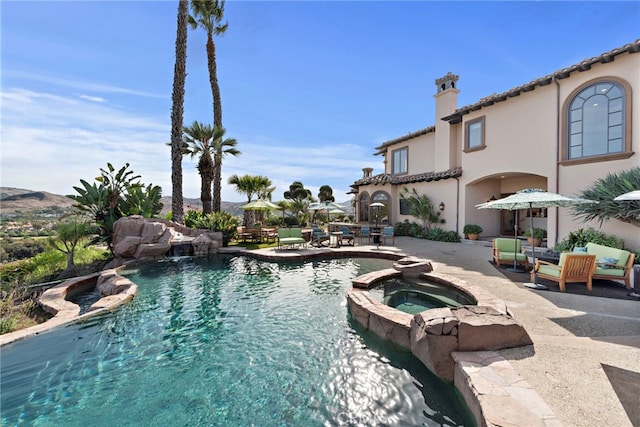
left=374, top=126, right=435, bottom=154
left=442, top=39, right=640, bottom=124
left=372, top=39, right=640, bottom=150
left=351, top=166, right=462, bottom=190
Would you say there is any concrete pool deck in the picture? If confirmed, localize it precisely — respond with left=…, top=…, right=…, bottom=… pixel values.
left=248, top=236, right=639, bottom=427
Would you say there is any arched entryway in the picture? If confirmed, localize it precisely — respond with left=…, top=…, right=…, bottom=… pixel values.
left=467, top=173, right=548, bottom=238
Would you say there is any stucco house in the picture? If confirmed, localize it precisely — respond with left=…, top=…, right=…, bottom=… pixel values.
left=350, top=39, right=640, bottom=250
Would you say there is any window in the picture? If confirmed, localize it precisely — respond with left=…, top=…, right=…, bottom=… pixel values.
left=399, top=199, right=411, bottom=215
left=567, top=81, right=626, bottom=160
left=562, top=78, right=632, bottom=164
left=358, top=192, right=369, bottom=222
left=465, top=117, right=485, bottom=151
left=370, top=192, right=390, bottom=224
left=391, top=147, right=408, bottom=175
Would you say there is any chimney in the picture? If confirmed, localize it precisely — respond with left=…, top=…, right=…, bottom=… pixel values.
left=434, top=72, right=460, bottom=170
left=363, top=167, right=373, bottom=178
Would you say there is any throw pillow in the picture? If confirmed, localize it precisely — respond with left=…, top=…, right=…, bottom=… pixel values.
left=597, top=256, right=618, bottom=269
left=573, top=247, right=587, bottom=253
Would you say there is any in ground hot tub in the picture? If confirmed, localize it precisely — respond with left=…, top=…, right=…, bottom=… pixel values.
left=372, top=277, right=477, bottom=314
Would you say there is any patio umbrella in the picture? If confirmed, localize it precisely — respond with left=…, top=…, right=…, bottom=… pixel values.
left=239, top=199, right=280, bottom=226
left=614, top=190, right=640, bottom=201
left=239, top=199, right=280, bottom=210
left=477, top=188, right=597, bottom=289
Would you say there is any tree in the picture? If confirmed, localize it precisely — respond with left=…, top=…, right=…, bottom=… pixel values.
left=228, top=174, right=273, bottom=203
left=399, top=187, right=445, bottom=233
left=169, top=0, right=189, bottom=224
left=284, top=181, right=312, bottom=225
left=212, top=125, right=240, bottom=212
left=48, top=215, right=95, bottom=279
left=228, top=174, right=273, bottom=225
left=180, top=122, right=239, bottom=214
left=318, top=185, right=335, bottom=203
left=189, top=0, right=228, bottom=212
left=572, top=167, right=640, bottom=228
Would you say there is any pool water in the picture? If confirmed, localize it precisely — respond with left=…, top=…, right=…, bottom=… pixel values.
left=373, top=277, right=477, bottom=315
left=1, top=256, right=475, bottom=426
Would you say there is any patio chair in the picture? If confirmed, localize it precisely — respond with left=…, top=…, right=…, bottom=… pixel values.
left=359, top=226, right=371, bottom=245
left=532, top=253, right=597, bottom=292
left=311, top=227, right=329, bottom=247
left=338, top=225, right=355, bottom=246
left=382, top=226, right=395, bottom=245
left=492, top=238, right=529, bottom=270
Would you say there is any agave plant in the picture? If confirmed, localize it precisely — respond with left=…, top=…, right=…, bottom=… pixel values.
left=68, top=163, right=163, bottom=252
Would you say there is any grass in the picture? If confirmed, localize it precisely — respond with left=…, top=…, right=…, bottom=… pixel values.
left=0, top=244, right=111, bottom=334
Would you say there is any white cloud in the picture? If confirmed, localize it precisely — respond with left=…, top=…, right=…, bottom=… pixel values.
left=77, top=94, right=106, bottom=103
left=1, top=85, right=374, bottom=204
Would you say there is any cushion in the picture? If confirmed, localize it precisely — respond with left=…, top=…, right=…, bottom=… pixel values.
left=597, top=256, right=618, bottom=269
left=573, top=246, right=587, bottom=253
left=537, top=264, right=561, bottom=278
left=495, top=238, right=521, bottom=252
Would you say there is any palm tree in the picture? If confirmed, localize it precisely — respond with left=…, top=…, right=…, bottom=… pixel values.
left=229, top=174, right=273, bottom=225
left=181, top=122, right=238, bottom=214
left=169, top=0, right=189, bottom=224
left=212, top=125, right=239, bottom=212
left=189, top=0, right=228, bottom=211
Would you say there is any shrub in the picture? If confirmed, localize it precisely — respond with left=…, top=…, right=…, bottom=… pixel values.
left=524, top=228, right=547, bottom=239
left=463, top=224, right=483, bottom=235
left=186, top=211, right=240, bottom=247
left=426, top=227, right=461, bottom=242
left=554, top=227, right=625, bottom=252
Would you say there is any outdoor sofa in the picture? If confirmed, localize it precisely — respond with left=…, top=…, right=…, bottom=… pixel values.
left=584, top=242, right=635, bottom=289
left=277, top=228, right=307, bottom=249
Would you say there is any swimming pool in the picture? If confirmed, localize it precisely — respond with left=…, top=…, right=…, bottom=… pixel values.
left=1, top=255, right=474, bottom=426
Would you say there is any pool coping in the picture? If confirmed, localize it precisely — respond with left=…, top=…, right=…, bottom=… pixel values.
left=1, top=246, right=559, bottom=426
left=0, top=269, right=137, bottom=347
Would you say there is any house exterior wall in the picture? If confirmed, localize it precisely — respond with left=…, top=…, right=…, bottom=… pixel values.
left=353, top=41, right=640, bottom=250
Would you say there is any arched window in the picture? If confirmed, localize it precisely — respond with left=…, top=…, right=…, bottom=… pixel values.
left=563, top=79, right=632, bottom=163
left=370, top=192, right=391, bottom=225
left=358, top=192, right=369, bottom=222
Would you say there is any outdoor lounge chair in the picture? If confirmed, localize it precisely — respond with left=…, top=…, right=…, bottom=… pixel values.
left=311, top=227, right=329, bottom=247
left=338, top=226, right=355, bottom=246
left=532, top=253, right=597, bottom=292
left=382, top=226, right=394, bottom=245
left=359, top=226, right=371, bottom=245
left=492, top=238, right=529, bottom=270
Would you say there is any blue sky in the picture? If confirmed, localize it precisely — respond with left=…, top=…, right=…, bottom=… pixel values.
left=2, top=1, right=639, bottom=203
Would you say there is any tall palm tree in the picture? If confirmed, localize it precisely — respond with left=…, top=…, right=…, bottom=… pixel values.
left=169, top=0, right=189, bottom=224
left=212, top=125, right=239, bottom=212
left=181, top=122, right=239, bottom=214
left=229, top=174, right=273, bottom=226
left=189, top=0, right=228, bottom=211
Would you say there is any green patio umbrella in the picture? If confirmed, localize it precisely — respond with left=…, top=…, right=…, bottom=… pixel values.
left=239, top=199, right=280, bottom=226
left=477, top=188, right=597, bottom=289
left=239, top=199, right=280, bottom=210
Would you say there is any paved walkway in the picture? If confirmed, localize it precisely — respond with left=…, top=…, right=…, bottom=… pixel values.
left=357, top=237, right=639, bottom=427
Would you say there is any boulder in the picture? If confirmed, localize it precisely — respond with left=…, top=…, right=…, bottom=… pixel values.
left=455, top=306, right=532, bottom=351
left=410, top=306, right=532, bottom=381
left=114, top=236, right=142, bottom=258
left=97, top=271, right=134, bottom=296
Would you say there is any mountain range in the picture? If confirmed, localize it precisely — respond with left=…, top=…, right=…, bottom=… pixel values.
left=0, top=187, right=353, bottom=217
